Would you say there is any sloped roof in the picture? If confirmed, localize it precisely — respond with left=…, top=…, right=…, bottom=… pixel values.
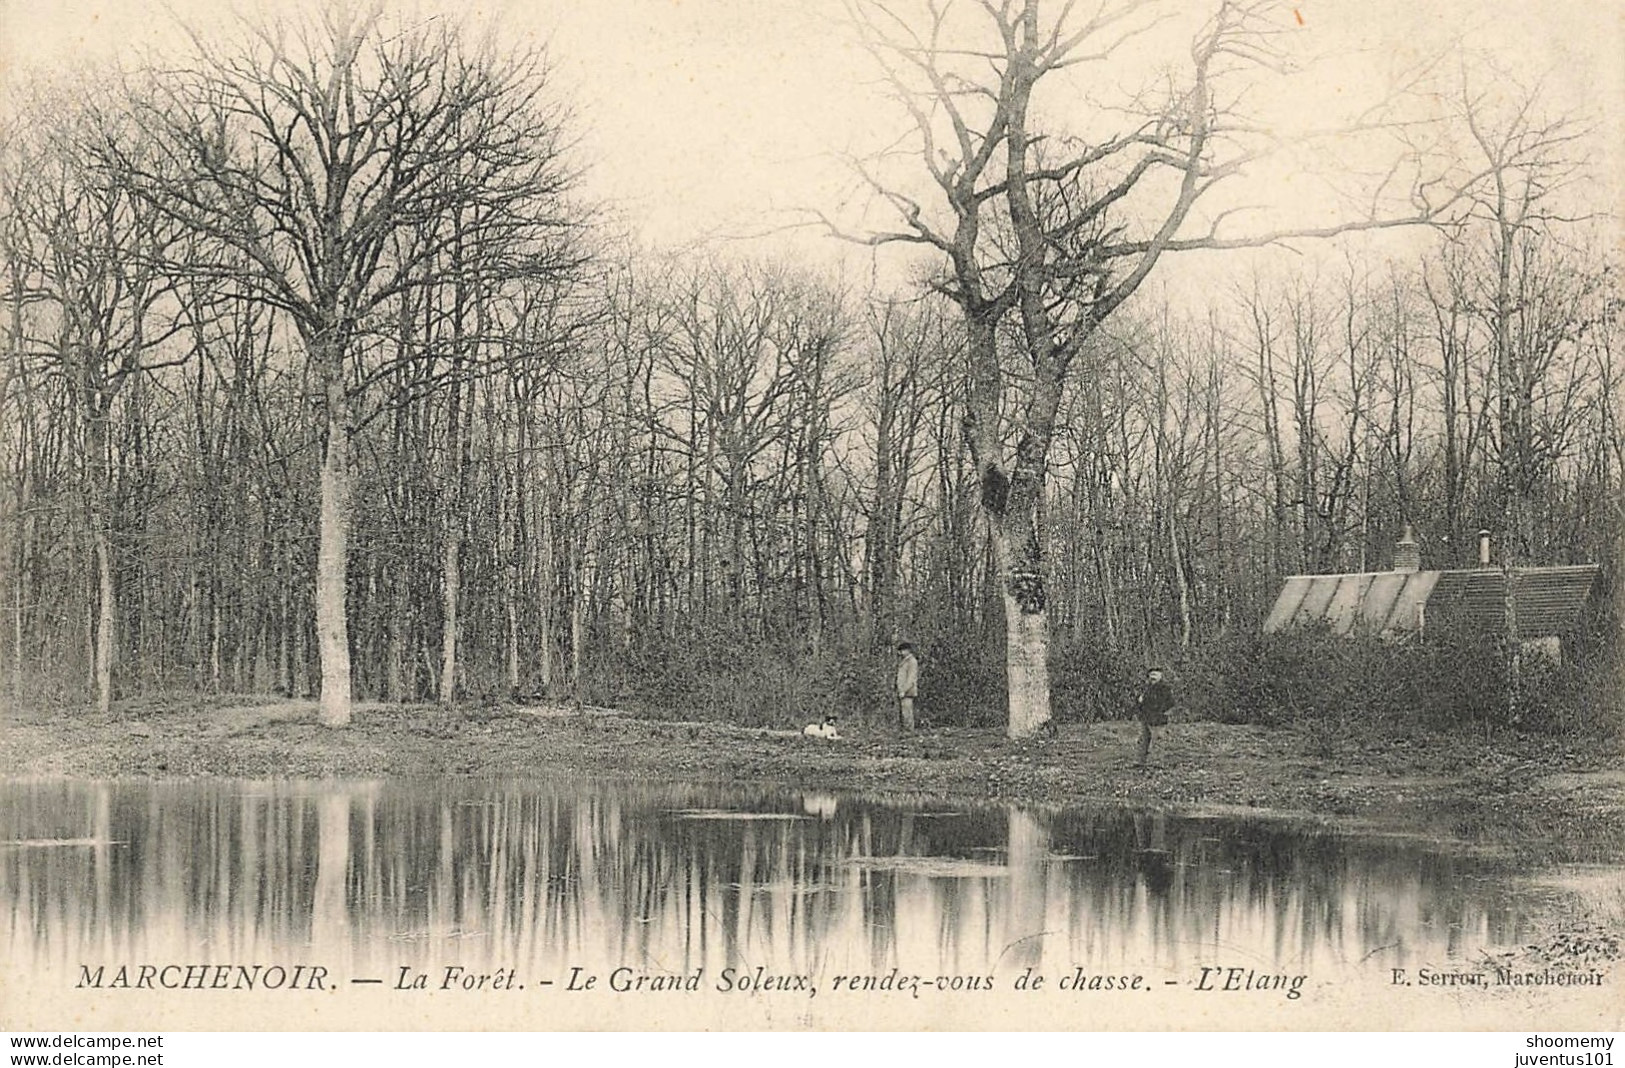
left=1263, top=565, right=1599, bottom=640
left=1263, top=570, right=1437, bottom=636
left=1428, top=566, right=1601, bottom=639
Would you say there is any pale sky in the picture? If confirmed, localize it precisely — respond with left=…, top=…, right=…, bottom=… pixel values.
left=2, top=0, right=1621, bottom=291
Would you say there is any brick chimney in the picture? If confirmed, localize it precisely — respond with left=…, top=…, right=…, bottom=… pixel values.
left=1393, top=524, right=1421, bottom=573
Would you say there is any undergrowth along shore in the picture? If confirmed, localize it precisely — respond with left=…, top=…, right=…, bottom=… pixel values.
left=26, top=623, right=1619, bottom=745
left=585, top=625, right=1624, bottom=745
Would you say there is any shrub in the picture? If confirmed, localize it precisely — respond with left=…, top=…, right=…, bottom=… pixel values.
left=1171, top=619, right=1617, bottom=743
left=1049, top=641, right=1140, bottom=723
left=564, top=607, right=1619, bottom=743
left=913, top=631, right=1004, bottom=727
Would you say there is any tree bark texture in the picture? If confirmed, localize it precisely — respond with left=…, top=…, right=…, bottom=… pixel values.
left=317, top=383, right=354, bottom=728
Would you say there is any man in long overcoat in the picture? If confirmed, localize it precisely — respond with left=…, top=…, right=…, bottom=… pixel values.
left=896, top=642, right=919, bottom=730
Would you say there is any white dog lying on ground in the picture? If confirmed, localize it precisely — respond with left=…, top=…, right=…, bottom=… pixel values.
left=803, top=715, right=841, bottom=740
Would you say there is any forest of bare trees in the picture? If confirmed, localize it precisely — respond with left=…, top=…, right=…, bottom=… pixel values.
left=1, top=4, right=1620, bottom=737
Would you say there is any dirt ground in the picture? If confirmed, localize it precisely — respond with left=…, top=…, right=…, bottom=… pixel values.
left=5, top=694, right=1624, bottom=865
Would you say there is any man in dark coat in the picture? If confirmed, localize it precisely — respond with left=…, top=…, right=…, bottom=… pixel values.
left=1135, top=668, right=1173, bottom=766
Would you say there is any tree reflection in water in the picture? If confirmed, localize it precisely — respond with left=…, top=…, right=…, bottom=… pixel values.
left=0, top=779, right=1555, bottom=986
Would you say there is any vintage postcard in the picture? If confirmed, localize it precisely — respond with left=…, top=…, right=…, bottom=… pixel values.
left=1, top=0, right=1622, bottom=1036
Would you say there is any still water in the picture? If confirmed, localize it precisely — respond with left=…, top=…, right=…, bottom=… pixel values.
left=0, top=778, right=1610, bottom=1028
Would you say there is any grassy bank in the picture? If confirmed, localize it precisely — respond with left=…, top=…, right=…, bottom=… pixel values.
left=4, top=693, right=1623, bottom=865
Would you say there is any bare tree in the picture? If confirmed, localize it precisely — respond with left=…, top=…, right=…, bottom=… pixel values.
left=2, top=83, right=187, bottom=716
left=861, top=297, right=945, bottom=648
left=112, top=7, right=579, bottom=725
left=836, top=0, right=1454, bottom=736
left=1450, top=78, right=1598, bottom=565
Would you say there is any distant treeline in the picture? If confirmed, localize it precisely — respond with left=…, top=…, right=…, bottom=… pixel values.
left=1, top=16, right=1620, bottom=736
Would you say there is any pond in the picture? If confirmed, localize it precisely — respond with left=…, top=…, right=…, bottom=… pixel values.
left=1, top=778, right=1616, bottom=1029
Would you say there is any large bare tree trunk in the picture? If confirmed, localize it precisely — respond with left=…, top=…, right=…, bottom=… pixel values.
left=961, top=303, right=1057, bottom=740
left=1002, top=600, right=1051, bottom=737
left=316, top=385, right=353, bottom=728
left=991, top=527, right=1051, bottom=738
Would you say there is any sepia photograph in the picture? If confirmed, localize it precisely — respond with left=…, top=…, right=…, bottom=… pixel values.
left=1, top=0, right=1622, bottom=1040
